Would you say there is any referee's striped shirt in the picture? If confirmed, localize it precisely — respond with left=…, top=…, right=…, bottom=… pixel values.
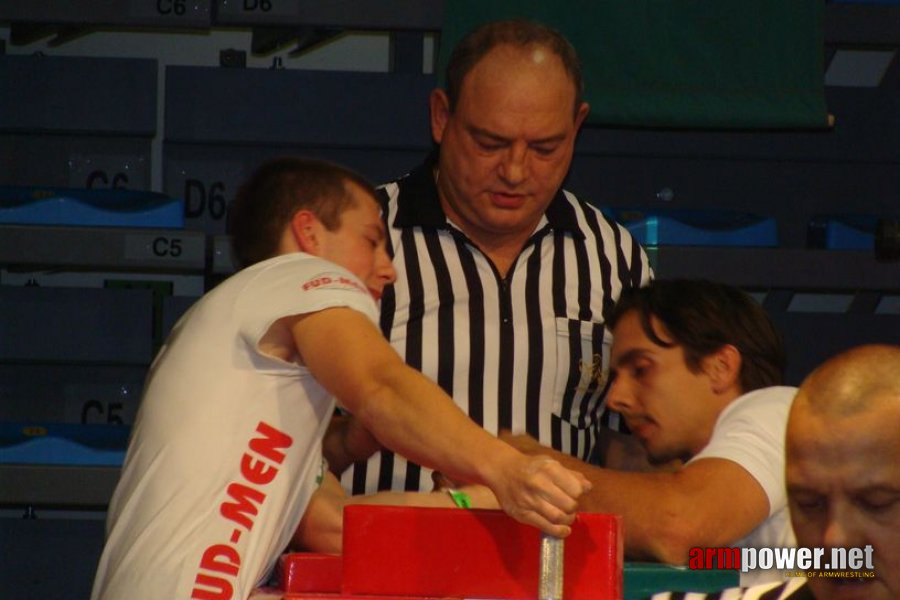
left=341, top=158, right=652, bottom=494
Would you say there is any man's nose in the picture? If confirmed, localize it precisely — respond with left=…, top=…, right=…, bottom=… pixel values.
left=606, top=374, right=631, bottom=413
left=498, top=142, right=528, bottom=185
left=377, top=249, right=397, bottom=285
left=821, top=503, right=863, bottom=550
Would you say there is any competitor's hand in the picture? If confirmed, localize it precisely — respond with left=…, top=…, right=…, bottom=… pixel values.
left=431, top=470, right=458, bottom=491
left=488, top=453, right=591, bottom=538
left=323, top=413, right=382, bottom=475
left=342, top=414, right=382, bottom=460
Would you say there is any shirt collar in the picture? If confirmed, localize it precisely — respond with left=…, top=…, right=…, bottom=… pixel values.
left=392, top=151, right=584, bottom=239
left=392, top=152, right=447, bottom=229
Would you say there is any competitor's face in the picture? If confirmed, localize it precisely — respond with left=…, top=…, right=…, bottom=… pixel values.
left=317, top=185, right=396, bottom=301
left=787, top=394, right=900, bottom=600
left=606, top=310, right=723, bottom=464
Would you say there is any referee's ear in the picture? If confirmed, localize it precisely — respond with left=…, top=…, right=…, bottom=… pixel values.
left=429, top=89, right=452, bottom=146
left=573, top=101, right=590, bottom=131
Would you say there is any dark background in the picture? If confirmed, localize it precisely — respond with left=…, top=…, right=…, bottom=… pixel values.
left=1, top=2, right=899, bottom=598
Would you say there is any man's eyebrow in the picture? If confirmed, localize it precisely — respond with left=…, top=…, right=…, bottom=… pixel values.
left=366, top=222, right=385, bottom=239
left=851, top=483, right=900, bottom=496
left=467, top=125, right=566, bottom=146
left=613, top=348, right=648, bottom=368
left=785, top=483, right=819, bottom=495
left=529, top=133, right=567, bottom=145
left=468, top=126, right=510, bottom=143
left=787, top=481, right=900, bottom=496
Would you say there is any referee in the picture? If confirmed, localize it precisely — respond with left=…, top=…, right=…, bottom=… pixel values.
left=338, top=19, right=652, bottom=496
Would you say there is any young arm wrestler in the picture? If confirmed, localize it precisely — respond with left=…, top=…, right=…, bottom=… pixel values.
left=278, top=192, right=586, bottom=534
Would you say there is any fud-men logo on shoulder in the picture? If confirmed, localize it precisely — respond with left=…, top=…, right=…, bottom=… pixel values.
left=302, top=272, right=367, bottom=296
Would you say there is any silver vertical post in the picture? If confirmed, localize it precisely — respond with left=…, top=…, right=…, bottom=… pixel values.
left=538, top=534, right=564, bottom=600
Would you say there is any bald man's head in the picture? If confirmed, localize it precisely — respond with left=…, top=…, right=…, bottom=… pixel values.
left=794, top=344, right=900, bottom=418
left=786, top=344, right=900, bottom=600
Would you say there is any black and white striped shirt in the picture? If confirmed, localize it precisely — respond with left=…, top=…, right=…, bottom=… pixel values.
left=342, top=158, right=652, bottom=494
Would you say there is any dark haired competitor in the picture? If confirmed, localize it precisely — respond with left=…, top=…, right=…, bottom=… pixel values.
left=505, top=279, right=796, bottom=586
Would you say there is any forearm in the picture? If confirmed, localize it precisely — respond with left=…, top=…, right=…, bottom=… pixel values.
left=587, top=464, right=772, bottom=563
left=291, top=473, right=347, bottom=554
left=501, top=433, right=767, bottom=563
left=294, top=308, right=590, bottom=537
left=336, top=350, right=590, bottom=539
left=347, top=485, right=499, bottom=511
left=577, top=469, right=703, bottom=562
left=499, top=434, right=685, bottom=557
left=357, top=362, right=520, bottom=488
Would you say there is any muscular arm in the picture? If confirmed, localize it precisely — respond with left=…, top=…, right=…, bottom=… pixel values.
left=501, top=433, right=769, bottom=563
left=284, top=307, right=590, bottom=537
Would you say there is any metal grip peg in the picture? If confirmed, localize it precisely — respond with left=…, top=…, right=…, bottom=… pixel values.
left=538, top=533, right=564, bottom=600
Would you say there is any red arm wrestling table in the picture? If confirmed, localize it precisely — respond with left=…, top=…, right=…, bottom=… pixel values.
left=264, top=505, right=623, bottom=600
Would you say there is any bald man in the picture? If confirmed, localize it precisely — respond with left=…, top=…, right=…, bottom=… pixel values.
left=649, top=343, right=900, bottom=600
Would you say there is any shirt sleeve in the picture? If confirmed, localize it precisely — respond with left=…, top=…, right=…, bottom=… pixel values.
left=235, top=255, right=379, bottom=350
left=688, top=386, right=797, bottom=516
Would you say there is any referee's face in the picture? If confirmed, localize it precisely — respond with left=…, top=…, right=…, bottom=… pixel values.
left=607, top=310, right=726, bottom=464
left=430, top=43, right=589, bottom=252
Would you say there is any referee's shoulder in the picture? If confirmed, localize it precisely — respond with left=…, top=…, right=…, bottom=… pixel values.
left=375, top=179, right=399, bottom=199
left=561, top=189, right=646, bottom=260
left=561, top=188, right=628, bottom=227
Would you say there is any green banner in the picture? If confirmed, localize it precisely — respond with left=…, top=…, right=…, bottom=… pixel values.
left=439, top=0, right=829, bottom=129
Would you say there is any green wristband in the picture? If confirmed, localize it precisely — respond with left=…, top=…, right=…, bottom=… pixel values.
left=447, top=489, right=472, bottom=509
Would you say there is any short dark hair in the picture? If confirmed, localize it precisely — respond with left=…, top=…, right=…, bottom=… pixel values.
left=608, top=279, right=786, bottom=392
left=445, top=18, right=584, bottom=115
left=227, top=157, right=376, bottom=269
